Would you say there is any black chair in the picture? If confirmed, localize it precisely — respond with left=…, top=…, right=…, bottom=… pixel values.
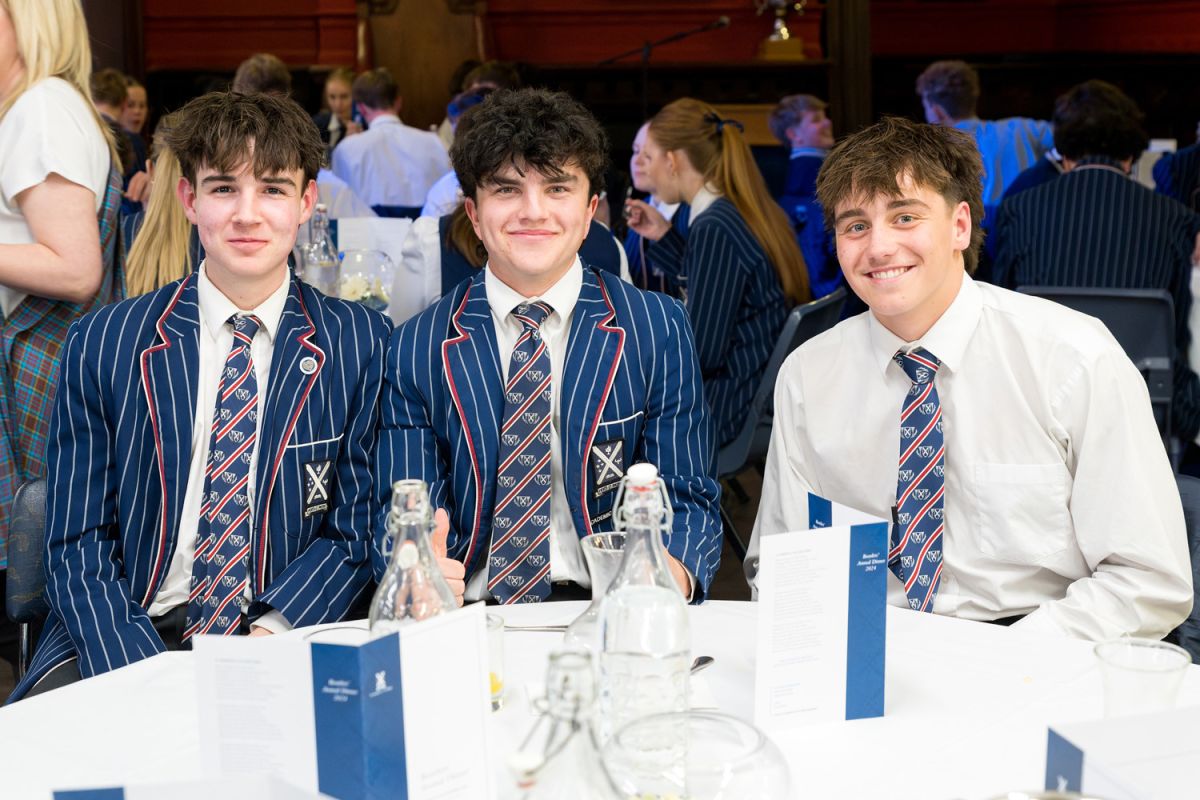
left=717, top=288, right=847, bottom=560
left=1016, top=287, right=1175, bottom=448
left=371, top=204, right=423, bottom=220
left=1170, top=474, right=1200, bottom=662
left=5, top=479, right=48, bottom=679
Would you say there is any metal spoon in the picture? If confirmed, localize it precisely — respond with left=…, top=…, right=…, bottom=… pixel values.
left=690, top=655, right=715, bottom=675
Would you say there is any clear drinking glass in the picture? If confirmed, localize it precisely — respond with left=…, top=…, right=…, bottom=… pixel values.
left=338, top=249, right=393, bottom=313
left=1094, top=637, right=1190, bottom=717
left=486, top=613, right=506, bottom=711
left=562, top=533, right=626, bottom=656
left=603, top=710, right=790, bottom=800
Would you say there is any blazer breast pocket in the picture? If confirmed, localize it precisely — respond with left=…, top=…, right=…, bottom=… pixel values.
left=589, top=411, right=645, bottom=503
left=969, top=461, right=1074, bottom=566
left=282, top=436, right=343, bottom=537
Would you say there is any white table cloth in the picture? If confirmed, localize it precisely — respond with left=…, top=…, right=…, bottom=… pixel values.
left=2, top=601, right=1197, bottom=799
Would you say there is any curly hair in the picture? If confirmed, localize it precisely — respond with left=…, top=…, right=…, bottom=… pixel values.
left=817, top=116, right=986, bottom=274
left=166, top=91, right=324, bottom=187
left=1052, top=80, right=1148, bottom=162
left=450, top=88, right=609, bottom=199
left=915, top=60, right=980, bottom=120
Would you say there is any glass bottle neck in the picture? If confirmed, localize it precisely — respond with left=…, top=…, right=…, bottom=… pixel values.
left=615, top=525, right=675, bottom=590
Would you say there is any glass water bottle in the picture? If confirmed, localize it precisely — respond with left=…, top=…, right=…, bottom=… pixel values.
left=300, top=203, right=339, bottom=296
left=509, top=650, right=612, bottom=799
left=368, top=479, right=457, bottom=634
left=596, top=462, right=690, bottom=745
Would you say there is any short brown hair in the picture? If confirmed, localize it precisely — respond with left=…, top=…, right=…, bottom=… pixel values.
left=915, top=60, right=980, bottom=120
left=166, top=91, right=324, bottom=187
left=1053, top=80, right=1148, bottom=162
left=90, top=67, right=127, bottom=108
left=768, top=94, right=827, bottom=144
left=352, top=68, right=398, bottom=111
left=232, top=53, right=292, bottom=95
left=816, top=116, right=985, bottom=273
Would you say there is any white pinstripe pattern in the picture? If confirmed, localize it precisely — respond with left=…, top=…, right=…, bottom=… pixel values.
left=647, top=198, right=789, bottom=449
left=10, top=275, right=389, bottom=702
left=374, top=266, right=723, bottom=599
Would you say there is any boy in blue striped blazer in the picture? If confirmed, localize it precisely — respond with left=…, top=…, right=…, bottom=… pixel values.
left=375, top=89, right=722, bottom=605
left=12, top=92, right=390, bottom=700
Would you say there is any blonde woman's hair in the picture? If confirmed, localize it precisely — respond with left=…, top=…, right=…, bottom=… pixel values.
left=650, top=98, right=809, bottom=304
left=125, top=113, right=193, bottom=296
left=0, top=0, right=117, bottom=163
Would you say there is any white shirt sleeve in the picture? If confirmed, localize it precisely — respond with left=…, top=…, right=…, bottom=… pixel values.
left=746, top=352, right=819, bottom=591
left=388, top=215, right=443, bottom=326
left=1014, top=343, right=1193, bottom=641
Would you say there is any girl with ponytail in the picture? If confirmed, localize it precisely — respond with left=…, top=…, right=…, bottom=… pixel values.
left=124, top=113, right=203, bottom=297
left=626, top=97, right=810, bottom=448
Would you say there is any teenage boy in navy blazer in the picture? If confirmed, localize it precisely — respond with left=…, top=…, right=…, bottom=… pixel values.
left=12, top=92, right=390, bottom=700
left=375, top=89, right=722, bottom=605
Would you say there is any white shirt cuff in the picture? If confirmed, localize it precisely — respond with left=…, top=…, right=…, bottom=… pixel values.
left=250, top=609, right=292, bottom=635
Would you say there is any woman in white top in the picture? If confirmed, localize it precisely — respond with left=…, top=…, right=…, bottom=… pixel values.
left=0, top=0, right=122, bottom=565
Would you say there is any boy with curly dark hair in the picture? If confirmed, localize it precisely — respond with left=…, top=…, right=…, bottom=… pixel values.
left=375, top=88, right=722, bottom=605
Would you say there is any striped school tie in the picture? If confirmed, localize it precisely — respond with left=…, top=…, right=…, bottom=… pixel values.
left=185, top=314, right=260, bottom=640
left=891, top=347, right=945, bottom=613
left=488, top=301, right=554, bottom=604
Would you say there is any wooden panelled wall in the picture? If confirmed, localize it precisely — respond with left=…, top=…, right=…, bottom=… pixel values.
left=131, top=1, right=1200, bottom=131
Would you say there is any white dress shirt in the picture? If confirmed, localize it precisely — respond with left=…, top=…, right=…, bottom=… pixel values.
left=315, top=168, right=376, bottom=220
left=420, top=170, right=462, bottom=218
left=148, top=265, right=292, bottom=633
left=331, top=114, right=451, bottom=208
left=750, top=272, right=1193, bottom=641
left=464, top=262, right=589, bottom=600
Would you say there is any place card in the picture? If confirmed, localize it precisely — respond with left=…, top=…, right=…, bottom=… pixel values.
left=754, top=493, right=888, bottom=730
left=1046, top=707, right=1200, bottom=799
left=53, top=776, right=325, bottom=799
left=194, top=603, right=493, bottom=800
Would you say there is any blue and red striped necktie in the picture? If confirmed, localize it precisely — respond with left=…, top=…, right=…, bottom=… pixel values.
left=890, top=347, right=945, bottom=613
left=488, top=301, right=554, bottom=604
left=185, top=314, right=260, bottom=640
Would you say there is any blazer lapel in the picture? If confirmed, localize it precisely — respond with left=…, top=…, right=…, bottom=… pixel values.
left=253, top=278, right=325, bottom=592
left=442, top=271, right=503, bottom=573
left=562, top=269, right=625, bottom=538
left=138, top=276, right=200, bottom=605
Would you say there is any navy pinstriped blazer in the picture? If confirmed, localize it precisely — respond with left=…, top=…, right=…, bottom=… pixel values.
left=10, top=274, right=389, bottom=701
left=648, top=198, right=789, bottom=449
left=992, top=161, right=1200, bottom=441
left=374, top=266, right=723, bottom=598
left=1153, top=142, right=1200, bottom=212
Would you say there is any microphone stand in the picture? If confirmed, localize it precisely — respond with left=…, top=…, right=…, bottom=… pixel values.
left=596, top=18, right=730, bottom=120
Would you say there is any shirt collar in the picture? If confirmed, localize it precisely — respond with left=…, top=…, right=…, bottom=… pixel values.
left=197, top=261, right=290, bottom=343
left=866, top=270, right=980, bottom=377
left=483, top=256, right=583, bottom=326
left=790, top=146, right=829, bottom=159
left=689, top=185, right=721, bottom=220
left=369, top=114, right=402, bottom=128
